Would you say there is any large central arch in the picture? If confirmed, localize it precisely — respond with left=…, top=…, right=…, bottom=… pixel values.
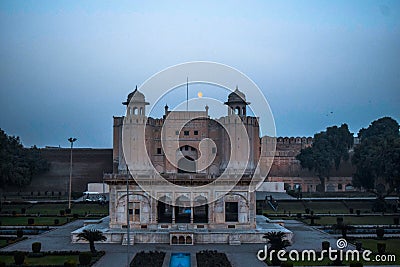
left=177, top=145, right=198, bottom=173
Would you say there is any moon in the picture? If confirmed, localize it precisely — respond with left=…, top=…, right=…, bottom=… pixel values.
left=197, top=91, right=203, bottom=98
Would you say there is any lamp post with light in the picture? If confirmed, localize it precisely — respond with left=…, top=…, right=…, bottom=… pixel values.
left=68, top=137, right=77, bottom=209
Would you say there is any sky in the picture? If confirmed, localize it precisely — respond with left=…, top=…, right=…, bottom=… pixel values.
left=0, top=0, right=399, bottom=148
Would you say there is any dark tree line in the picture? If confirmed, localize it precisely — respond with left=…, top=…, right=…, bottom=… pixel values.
left=352, top=117, right=400, bottom=210
left=296, top=116, right=400, bottom=208
left=0, top=129, right=49, bottom=188
left=295, top=123, right=354, bottom=189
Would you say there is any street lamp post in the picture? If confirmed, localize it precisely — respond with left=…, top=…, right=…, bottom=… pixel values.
left=68, top=137, right=77, bottom=209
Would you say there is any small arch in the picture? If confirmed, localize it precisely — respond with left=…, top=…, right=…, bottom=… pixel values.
left=338, top=184, right=343, bottom=190
left=178, top=236, right=185, bottom=244
left=171, top=236, right=178, bottom=244
left=186, top=236, right=192, bottom=244
left=140, top=107, right=143, bottom=115
left=235, top=106, right=240, bottom=115
left=133, top=107, right=138, bottom=115
left=242, top=107, right=246, bottom=115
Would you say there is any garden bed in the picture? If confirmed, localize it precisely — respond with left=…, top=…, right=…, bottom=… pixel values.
left=0, top=250, right=105, bottom=266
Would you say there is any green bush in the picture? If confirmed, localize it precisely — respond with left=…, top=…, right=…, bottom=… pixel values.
left=322, top=241, right=330, bottom=250
left=79, top=252, right=92, bottom=265
left=32, top=242, right=41, bottom=253
left=54, top=219, right=60, bottom=225
left=28, top=218, right=34, bottom=225
left=377, top=242, right=386, bottom=254
left=73, top=213, right=79, bottom=219
left=16, top=229, right=23, bottom=238
left=376, top=227, right=385, bottom=239
left=14, top=251, right=25, bottom=265
left=65, top=208, right=71, bottom=214
left=60, top=210, right=65, bottom=216
left=64, top=259, right=77, bottom=267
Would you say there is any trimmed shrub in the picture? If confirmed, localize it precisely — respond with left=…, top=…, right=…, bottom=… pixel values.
left=73, top=213, right=79, bottom=219
left=16, top=229, right=23, bottom=238
left=349, top=208, right=354, bottom=214
left=14, top=251, right=25, bottom=265
left=336, top=217, right=343, bottom=225
left=355, top=241, right=362, bottom=251
left=322, top=241, right=330, bottom=250
left=79, top=252, right=92, bottom=265
left=60, top=210, right=65, bottom=216
left=32, top=242, right=41, bottom=253
left=377, top=242, right=386, bottom=254
left=64, top=259, right=77, bottom=267
left=12, top=210, right=16, bottom=216
left=305, top=208, right=310, bottom=214
left=21, top=208, right=26, bottom=214
left=356, top=209, right=361, bottom=216
left=296, top=213, right=301, bottom=219
left=394, top=217, right=399, bottom=225
left=54, top=219, right=60, bottom=225
left=28, top=218, right=34, bottom=225
left=376, top=227, right=385, bottom=239
left=65, top=208, right=71, bottom=215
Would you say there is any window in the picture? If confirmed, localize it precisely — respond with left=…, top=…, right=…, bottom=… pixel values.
left=157, top=148, right=162, bottom=154
left=194, top=130, right=199, bottom=135
left=184, top=130, right=189, bottom=136
left=175, top=130, right=179, bottom=135
left=225, top=202, right=238, bottom=222
left=135, top=209, right=140, bottom=215
left=185, top=145, right=189, bottom=151
left=212, top=147, right=216, bottom=154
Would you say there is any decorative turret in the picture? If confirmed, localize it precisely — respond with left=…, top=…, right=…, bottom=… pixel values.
left=123, top=86, right=149, bottom=116
left=224, top=86, right=250, bottom=116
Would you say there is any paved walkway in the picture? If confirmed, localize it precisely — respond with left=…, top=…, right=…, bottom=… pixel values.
left=284, top=220, right=355, bottom=251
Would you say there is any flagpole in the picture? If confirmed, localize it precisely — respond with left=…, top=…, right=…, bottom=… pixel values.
left=186, top=77, right=188, bottom=111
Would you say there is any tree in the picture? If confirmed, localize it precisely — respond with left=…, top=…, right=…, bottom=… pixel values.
left=263, top=231, right=291, bottom=265
left=77, top=229, right=106, bottom=253
left=296, top=124, right=354, bottom=191
left=0, top=129, right=49, bottom=187
left=352, top=117, right=400, bottom=211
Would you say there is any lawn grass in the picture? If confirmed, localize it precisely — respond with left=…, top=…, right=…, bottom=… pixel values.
left=304, top=201, right=349, bottom=214
left=0, top=216, right=70, bottom=226
left=315, top=216, right=397, bottom=225
left=71, top=203, right=108, bottom=215
left=1, top=255, right=79, bottom=265
left=1, top=203, right=109, bottom=217
left=27, top=204, right=70, bottom=215
left=0, top=251, right=105, bottom=266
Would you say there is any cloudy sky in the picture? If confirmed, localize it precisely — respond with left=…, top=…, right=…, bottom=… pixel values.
left=0, top=1, right=399, bottom=148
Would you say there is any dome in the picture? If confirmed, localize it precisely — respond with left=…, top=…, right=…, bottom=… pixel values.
left=123, top=86, right=148, bottom=105
left=225, top=86, right=250, bottom=105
